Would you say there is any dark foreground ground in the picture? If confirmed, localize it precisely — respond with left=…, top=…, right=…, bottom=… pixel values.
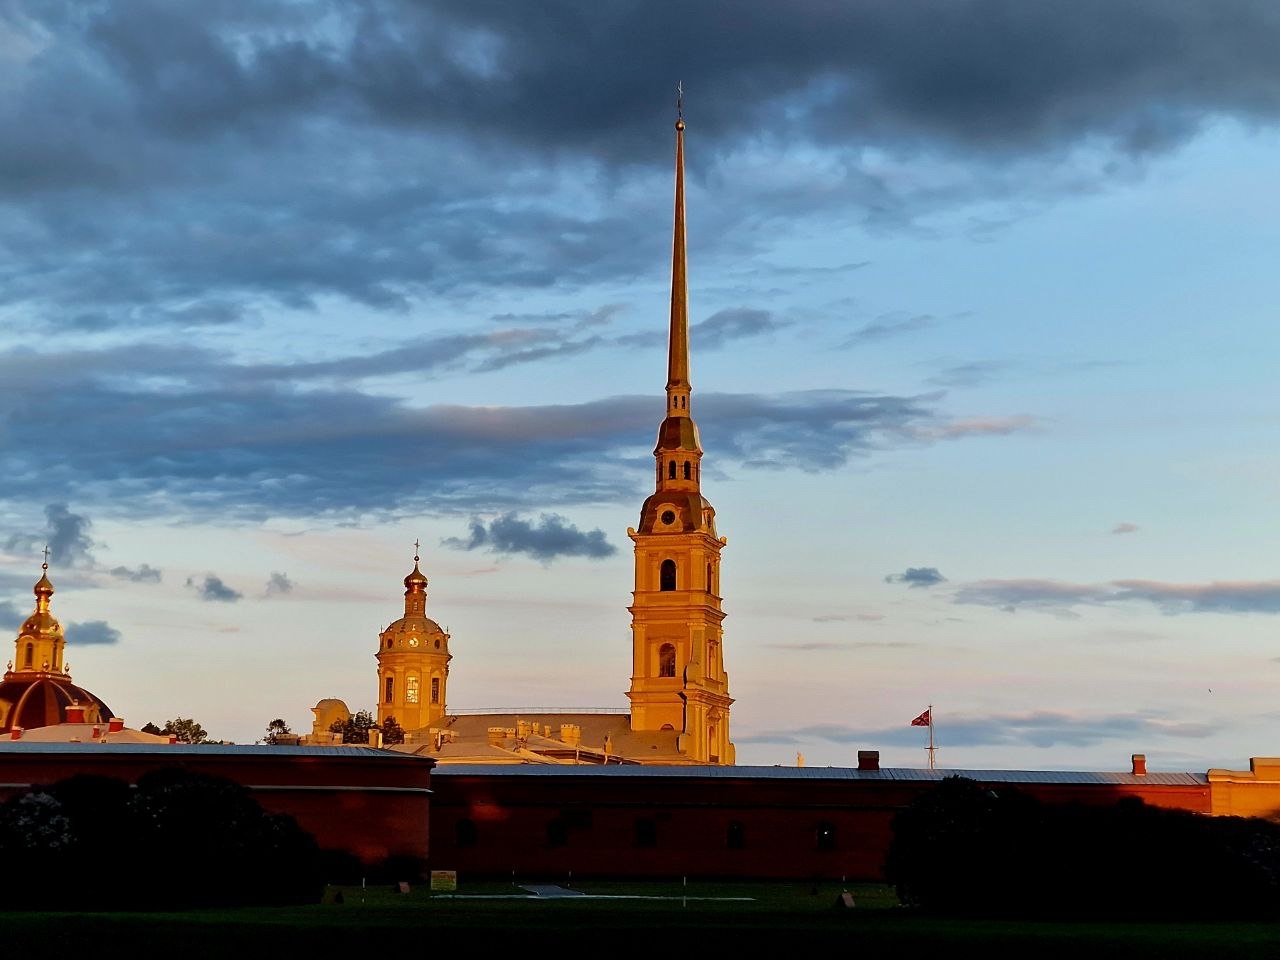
left=9, top=879, right=1280, bottom=958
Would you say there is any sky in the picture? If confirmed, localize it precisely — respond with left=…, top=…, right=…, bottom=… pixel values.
left=1, top=0, right=1279, bottom=771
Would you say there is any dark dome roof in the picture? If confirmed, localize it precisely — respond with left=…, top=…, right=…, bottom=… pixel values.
left=0, top=675, right=112, bottom=733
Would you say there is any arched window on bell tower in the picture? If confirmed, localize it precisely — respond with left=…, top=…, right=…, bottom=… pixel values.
left=23, top=643, right=32, bottom=668
left=659, top=643, right=676, bottom=677
left=384, top=675, right=394, bottom=704
left=660, top=559, right=676, bottom=591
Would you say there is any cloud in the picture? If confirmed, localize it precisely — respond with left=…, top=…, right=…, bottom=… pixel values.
left=692, top=308, right=786, bottom=349
left=885, top=566, right=947, bottom=589
left=65, top=620, right=122, bottom=646
left=0, top=602, right=22, bottom=630
left=0, top=340, right=1007, bottom=519
left=953, top=578, right=1280, bottom=616
left=264, top=572, right=294, bottom=596
left=1112, top=522, right=1140, bottom=535
left=442, top=513, right=616, bottom=563
left=741, top=710, right=1219, bottom=751
left=926, top=361, right=1008, bottom=388
left=185, top=574, right=243, bottom=603
left=108, top=563, right=162, bottom=583
left=4, top=504, right=98, bottom=567
left=2, top=3, right=1278, bottom=331
left=908, top=416, right=1038, bottom=441
left=844, top=313, right=936, bottom=346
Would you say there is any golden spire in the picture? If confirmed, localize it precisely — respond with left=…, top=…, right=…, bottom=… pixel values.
left=666, top=81, right=691, bottom=418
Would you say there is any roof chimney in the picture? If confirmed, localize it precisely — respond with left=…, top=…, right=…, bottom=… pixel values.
left=1131, top=753, right=1147, bottom=776
left=857, top=750, right=880, bottom=771
left=65, top=704, right=86, bottom=723
left=9, top=727, right=22, bottom=740
left=108, top=717, right=124, bottom=733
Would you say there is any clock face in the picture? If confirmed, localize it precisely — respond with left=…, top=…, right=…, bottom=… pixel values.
left=408, top=637, right=419, bottom=647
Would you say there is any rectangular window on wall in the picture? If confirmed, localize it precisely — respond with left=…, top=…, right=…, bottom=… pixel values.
left=384, top=676, right=394, bottom=703
left=407, top=675, right=420, bottom=704
left=431, top=677, right=440, bottom=704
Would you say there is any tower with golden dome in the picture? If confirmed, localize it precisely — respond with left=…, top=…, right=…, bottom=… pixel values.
left=624, top=106, right=734, bottom=764
left=0, top=558, right=113, bottom=733
left=375, top=545, right=451, bottom=732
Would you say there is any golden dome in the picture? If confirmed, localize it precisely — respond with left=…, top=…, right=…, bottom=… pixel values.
left=404, top=561, right=428, bottom=592
left=33, top=569, right=53, bottom=599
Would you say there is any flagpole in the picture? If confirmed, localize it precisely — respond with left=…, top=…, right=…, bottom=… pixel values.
left=927, top=703, right=935, bottom=770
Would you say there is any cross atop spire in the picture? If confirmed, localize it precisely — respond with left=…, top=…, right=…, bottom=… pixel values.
left=413, top=538, right=421, bottom=563
left=41, top=544, right=49, bottom=569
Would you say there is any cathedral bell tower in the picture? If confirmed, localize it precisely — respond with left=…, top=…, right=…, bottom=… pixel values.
left=626, top=104, right=734, bottom=765
left=375, top=546, right=452, bottom=733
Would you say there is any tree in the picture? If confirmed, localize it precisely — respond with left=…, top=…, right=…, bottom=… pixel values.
left=328, top=709, right=377, bottom=744
left=381, top=716, right=405, bottom=745
left=0, top=770, right=322, bottom=908
left=263, top=718, right=292, bottom=744
left=140, top=722, right=162, bottom=736
left=161, top=717, right=209, bottom=744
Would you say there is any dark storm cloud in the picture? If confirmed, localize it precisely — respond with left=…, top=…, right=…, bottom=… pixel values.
left=742, top=710, right=1217, bottom=751
left=4, top=2, right=1280, bottom=329
left=885, top=567, right=947, bottom=589
left=442, top=513, right=616, bottom=563
left=0, top=601, right=21, bottom=630
left=108, top=564, right=162, bottom=583
left=65, top=620, right=122, bottom=646
left=0, top=341, right=973, bottom=520
left=186, top=574, right=243, bottom=603
left=4, top=504, right=98, bottom=567
left=953, top=578, right=1280, bottom=615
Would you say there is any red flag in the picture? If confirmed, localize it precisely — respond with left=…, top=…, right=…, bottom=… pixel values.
left=910, top=709, right=931, bottom=727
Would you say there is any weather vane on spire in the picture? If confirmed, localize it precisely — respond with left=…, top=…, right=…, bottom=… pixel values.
left=676, top=80, right=683, bottom=121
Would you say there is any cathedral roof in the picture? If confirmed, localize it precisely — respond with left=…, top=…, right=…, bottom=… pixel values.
left=381, top=614, right=447, bottom=639
left=0, top=674, right=112, bottom=734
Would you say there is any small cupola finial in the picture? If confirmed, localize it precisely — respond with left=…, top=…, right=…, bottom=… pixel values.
left=404, top=538, right=428, bottom=593
left=33, top=546, right=54, bottom=603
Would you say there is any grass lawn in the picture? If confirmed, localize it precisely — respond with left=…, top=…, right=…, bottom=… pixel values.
left=5, top=878, right=1280, bottom=957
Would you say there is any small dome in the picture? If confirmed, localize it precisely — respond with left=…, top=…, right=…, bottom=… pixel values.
left=404, top=562, right=428, bottom=591
left=382, top=615, right=447, bottom=639
left=33, top=571, right=54, bottom=598
left=19, top=611, right=62, bottom=639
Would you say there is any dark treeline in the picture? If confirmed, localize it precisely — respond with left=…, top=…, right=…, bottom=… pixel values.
left=885, top=775, right=1280, bottom=920
left=0, top=769, right=324, bottom=909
